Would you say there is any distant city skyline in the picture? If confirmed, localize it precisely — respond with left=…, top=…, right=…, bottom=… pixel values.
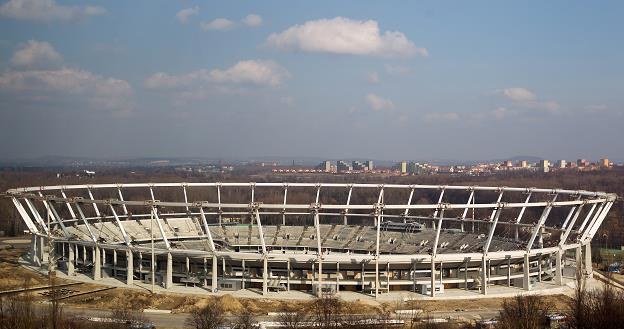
left=1, top=1, right=623, bottom=161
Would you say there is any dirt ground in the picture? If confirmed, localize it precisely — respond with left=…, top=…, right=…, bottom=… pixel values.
left=0, top=246, right=573, bottom=315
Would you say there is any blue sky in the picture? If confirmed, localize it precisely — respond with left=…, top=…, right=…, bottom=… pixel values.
left=0, top=0, right=623, bottom=162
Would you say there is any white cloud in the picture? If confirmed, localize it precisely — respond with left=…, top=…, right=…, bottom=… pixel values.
left=501, top=87, right=536, bottom=102
left=424, top=112, right=459, bottom=122
left=145, top=60, right=290, bottom=89
left=200, top=18, right=235, bottom=31
left=366, top=93, right=394, bottom=111
left=367, top=72, right=379, bottom=83
left=266, top=17, right=427, bottom=57
left=0, top=67, right=133, bottom=113
left=176, top=6, right=199, bottom=24
left=11, top=40, right=62, bottom=68
left=0, top=0, right=105, bottom=22
left=242, top=14, right=262, bottom=27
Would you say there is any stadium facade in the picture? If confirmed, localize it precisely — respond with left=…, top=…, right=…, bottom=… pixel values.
left=5, top=183, right=617, bottom=298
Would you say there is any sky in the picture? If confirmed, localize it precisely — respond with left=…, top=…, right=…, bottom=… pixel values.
left=0, top=0, right=623, bottom=162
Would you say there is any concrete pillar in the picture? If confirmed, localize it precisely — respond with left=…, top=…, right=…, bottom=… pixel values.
left=387, top=263, right=391, bottom=293
left=537, top=254, right=542, bottom=282
left=126, top=249, right=133, bottom=286
left=262, top=256, right=268, bottom=296
left=286, top=260, right=290, bottom=291
left=211, top=255, right=218, bottom=292
left=430, top=259, right=436, bottom=297
left=39, top=236, right=46, bottom=264
left=361, top=262, right=365, bottom=292
left=101, top=248, right=106, bottom=277
left=222, top=257, right=226, bottom=279
left=374, top=258, right=379, bottom=299
left=584, top=243, right=593, bottom=277
left=93, top=246, right=101, bottom=280
left=185, top=257, right=190, bottom=274
left=241, top=259, right=246, bottom=289
left=165, top=253, right=173, bottom=289
left=523, top=253, right=530, bottom=291
left=336, top=262, right=340, bottom=293
left=203, top=257, right=208, bottom=287
left=439, top=261, right=443, bottom=286
left=481, top=257, right=487, bottom=295
left=464, top=261, right=468, bottom=291
left=555, top=249, right=563, bottom=285
left=83, top=245, right=87, bottom=264
left=318, top=257, right=323, bottom=297
left=67, top=243, right=75, bottom=276
left=507, top=258, right=511, bottom=287
left=113, top=249, right=118, bottom=278
left=30, top=235, right=41, bottom=266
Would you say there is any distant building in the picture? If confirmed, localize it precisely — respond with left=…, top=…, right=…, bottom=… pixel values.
left=539, top=160, right=550, bottom=173
left=577, top=159, right=590, bottom=167
left=600, top=158, right=610, bottom=168
left=556, top=160, right=567, bottom=168
left=518, top=160, right=528, bottom=168
left=352, top=161, right=366, bottom=171
left=399, top=161, right=408, bottom=174
left=319, top=160, right=332, bottom=172
left=337, top=160, right=352, bottom=172
left=365, top=160, right=374, bottom=171
left=505, top=160, right=513, bottom=167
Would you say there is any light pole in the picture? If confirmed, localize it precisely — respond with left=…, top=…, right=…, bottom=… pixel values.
left=151, top=206, right=155, bottom=294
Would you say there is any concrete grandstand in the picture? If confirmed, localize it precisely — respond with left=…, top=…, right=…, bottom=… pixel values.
left=5, top=182, right=617, bottom=298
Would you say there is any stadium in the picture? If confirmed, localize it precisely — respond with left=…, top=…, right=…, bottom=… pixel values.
left=5, top=182, right=617, bottom=298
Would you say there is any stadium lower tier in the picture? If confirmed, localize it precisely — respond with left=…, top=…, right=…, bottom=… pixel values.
left=27, top=227, right=593, bottom=298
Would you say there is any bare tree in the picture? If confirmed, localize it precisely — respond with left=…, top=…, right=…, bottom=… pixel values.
left=185, top=298, right=226, bottom=329
left=232, top=302, right=258, bottom=329
left=278, top=303, right=309, bottom=329
left=311, top=295, right=342, bottom=329
left=495, top=295, right=550, bottom=329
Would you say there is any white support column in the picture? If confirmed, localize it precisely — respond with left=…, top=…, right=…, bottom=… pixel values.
left=460, top=190, right=474, bottom=232
left=403, top=187, right=415, bottom=223
left=109, top=204, right=131, bottom=246
left=203, top=257, right=207, bottom=287
left=151, top=207, right=170, bottom=250
left=336, top=262, right=340, bottom=293
left=430, top=259, right=436, bottom=297
left=25, top=198, right=48, bottom=235
left=286, top=259, right=290, bottom=291
left=507, top=257, right=511, bottom=287
left=577, top=203, right=597, bottom=232
left=583, top=201, right=614, bottom=242
left=523, top=253, right=530, bottom=291
left=241, top=259, right=246, bottom=289
left=182, top=185, right=189, bottom=213
left=126, top=249, right=133, bottom=285
left=113, top=249, right=118, bottom=278
left=263, top=257, right=268, bottom=296
left=515, top=192, right=532, bottom=240
left=537, top=254, right=542, bottom=282
left=432, top=188, right=446, bottom=218
left=117, top=187, right=128, bottom=215
left=313, top=210, right=323, bottom=297
left=484, top=208, right=502, bottom=254
left=559, top=204, right=585, bottom=247
left=432, top=209, right=445, bottom=257
left=282, top=185, right=288, bottom=225
left=555, top=248, right=563, bottom=285
left=60, top=190, right=76, bottom=219
left=165, top=252, right=173, bottom=289
left=526, top=196, right=557, bottom=252
left=584, top=243, right=593, bottom=277
left=30, top=235, right=40, bottom=266
left=343, top=186, right=353, bottom=225
left=87, top=189, right=101, bottom=218
left=12, top=198, right=39, bottom=234
left=374, top=191, right=383, bottom=299
left=217, top=184, right=222, bottom=225
left=199, top=208, right=216, bottom=252
left=489, top=190, right=504, bottom=221
left=212, top=255, right=218, bottom=292
left=74, top=202, right=97, bottom=243
left=481, top=257, right=488, bottom=295
left=67, top=243, right=74, bottom=276
left=94, top=246, right=101, bottom=280
left=561, top=195, right=583, bottom=229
